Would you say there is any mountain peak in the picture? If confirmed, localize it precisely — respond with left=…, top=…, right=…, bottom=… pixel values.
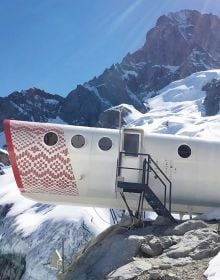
left=134, top=9, right=220, bottom=67
left=157, top=10, right=218, bottom=27
left=2, top=10, right=220, bottom=130
left=166, top=9, right=201, bottom=24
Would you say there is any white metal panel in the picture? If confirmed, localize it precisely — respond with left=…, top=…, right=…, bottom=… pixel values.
left=64, top=126, right=119, bottom=199
left=63, top=125, right=93, bottom=197
left=88, top=128, right=119, bottom=198
left=142, top=132, right=220, bottom=207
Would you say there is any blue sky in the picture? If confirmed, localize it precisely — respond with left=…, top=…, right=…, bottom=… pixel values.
left=1, top=0, right=220, bottom=97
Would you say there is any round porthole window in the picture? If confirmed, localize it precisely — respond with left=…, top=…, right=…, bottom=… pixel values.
left=71, top=135, right=85, bottom=148
left=98, top=137, right=112, bottom=151
left=44, top=132, right=58, bottom=146
left=178, top=144, right=191, bottom=158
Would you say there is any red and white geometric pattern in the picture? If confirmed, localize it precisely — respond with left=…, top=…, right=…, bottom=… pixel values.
left=9, top=120, right=78, bottom=196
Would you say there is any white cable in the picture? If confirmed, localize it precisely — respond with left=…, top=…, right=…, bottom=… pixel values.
left=93, top=208, right=111, bottom=225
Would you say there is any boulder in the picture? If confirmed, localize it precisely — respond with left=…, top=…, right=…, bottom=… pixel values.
left=165, top=228, right=220, bottom=260
left=106, top=259, right=152, bottom=280
left=140, top=235, right=163, bottom=257
left=165, top=220, right=208, bottom=236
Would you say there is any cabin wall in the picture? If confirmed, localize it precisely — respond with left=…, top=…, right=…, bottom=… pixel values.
left=6, top=120, right=220, bottom=213
left=142, top=133, right=220, bottom=206
left=64, top=126, right=119, bottom=199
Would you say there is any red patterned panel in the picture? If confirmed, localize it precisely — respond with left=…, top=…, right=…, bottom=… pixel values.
left=4, top=120, right=78, bottom=196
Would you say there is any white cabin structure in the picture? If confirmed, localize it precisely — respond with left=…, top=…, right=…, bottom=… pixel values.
left=4, top=119, right=220, bottom=216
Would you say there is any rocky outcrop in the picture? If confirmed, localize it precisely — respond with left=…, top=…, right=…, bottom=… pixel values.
left=202, top=78, right=220, bottom=116
left=60, top=225, right=144, bottom=280
left=136, top=10, right=220, bottom=68
left=0, top=88, right=64, bottom=131
left=0, top=150, right=9, bottom=166
left=60, top=220, right=220, bottom=280
left=0, top=253, right=26, bottom=280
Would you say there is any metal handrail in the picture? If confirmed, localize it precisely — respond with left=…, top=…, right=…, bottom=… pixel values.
left=148, top=164, right=167, bottom=207
left=148, top=155, right=172, bottom=212
left=149, top=156, right=172, bottom=185
left=117, top=151, right=172, bottom=213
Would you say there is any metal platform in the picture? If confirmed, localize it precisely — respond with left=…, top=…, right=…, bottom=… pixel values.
left=117, top=152, right=176, bottom=223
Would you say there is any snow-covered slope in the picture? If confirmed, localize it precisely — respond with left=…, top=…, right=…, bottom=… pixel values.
left=127, top=69, right=220, bottom=139
left=0, top=168, right=111, bottom=279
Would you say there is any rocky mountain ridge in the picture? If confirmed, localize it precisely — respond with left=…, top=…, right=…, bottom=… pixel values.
left=59, top=9, right=220, bottom=127
left=1, top=10, right=220, bottom=129
left=0, top=88, right=64, bottom=131
left=60, top=219, right=220, bottom=280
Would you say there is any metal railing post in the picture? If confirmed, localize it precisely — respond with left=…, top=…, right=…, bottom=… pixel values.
left=146, top=156, right=150, bottom=187
left=142, top=158, right=147, bottom=185
left=169, top=182, right=172, bottom=213
left=116, top=151, right=173, bottom=215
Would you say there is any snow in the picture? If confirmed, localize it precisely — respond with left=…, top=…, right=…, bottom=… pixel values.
left=0, top=148, right=7, bottom=154
left=83, top=83, right=112, bottom=107
left=107, top=104, right=143, bottom=126
left=0, top=167, right=111, bottom=279
left=167, top=10, right=196, bottom=30
left=45, top=99, right=59, bottom=105
left=122, top=70, right=138, bottom=80
left=166, top=11, right=199, bottom=41
left=189, top=48, right=213, bottom=69
left=168, top=10, right=189, bottom=24
left=111, top=70, right=220, bottom=135
left=125, top=70, right=220, bottom=140
left=10, top=100, right=25, bottom=113
left=197, top=208, right=220, bottom=221
left=126, top=86, right=142, bottom=104
left=0, top=169, right=110, bottom=236
left=153, top=64, right=179, bottom=73
left=47, top=116, right=66, bottom=124
left=204, top=252, right=220, bottom=280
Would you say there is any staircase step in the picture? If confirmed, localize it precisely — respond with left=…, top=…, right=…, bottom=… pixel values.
left=117, top=162, right=176, bottom=223
left=117, top=181, right=146, bottom=192
left=144, top=187, right=175, bottom=223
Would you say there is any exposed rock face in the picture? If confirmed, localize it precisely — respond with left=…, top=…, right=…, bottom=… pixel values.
left=0, top=150, right=9, bottom=166
left=60, top=10, right=220, bottom=127
left=0, top=88, right=64, bottom=131
left=60, top=226, right=144, bottom=280
left=59, top=85, right=104, bottom=127
left=138, top=10, right=220, bottom=69
left=1, top=10, right=220, bottom=130
left=0, top=253, right=26, bottom=280
left=61, top=220, right=220, bottom=280
left=202, top=78, right=220, bottom=115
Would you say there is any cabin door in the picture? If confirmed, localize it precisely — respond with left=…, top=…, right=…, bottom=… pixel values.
left=119, top=129, right=143, bottom=184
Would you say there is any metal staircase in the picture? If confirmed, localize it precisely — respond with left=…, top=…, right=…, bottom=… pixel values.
left=117, top=152, right=176, bottom=223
